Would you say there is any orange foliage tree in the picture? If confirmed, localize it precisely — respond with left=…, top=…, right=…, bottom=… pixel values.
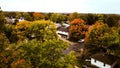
left=69, top=19, right=88, bottom=41
left=85, top=22, right=109, bottom=47
left=33, top=12, right=45, bottom=20
left=85, top=22, right=119, bottom=53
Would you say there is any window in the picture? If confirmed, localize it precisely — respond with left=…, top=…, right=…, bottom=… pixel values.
left=104, top=63, right=106, bottom=67
left=94, top=59, right=96, bottom=62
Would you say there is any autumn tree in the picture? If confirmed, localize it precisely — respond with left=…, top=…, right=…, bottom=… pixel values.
left=105, top=27, right=120, bottom=58
left=44, top=13, right=50, bottom=20
left=50, top=13, right=67, bottom=23
left=23, top=12, right=33, bottom=21
left=85, top=22, right=109, bottom=52
left=68, top=12, right=80, bottom=22
left=14, top=21, right=30, bottom=41
left=50, top=13, right=58, bottom=22
left=86, top=14, right=97, bottom=25
left=4, top=25, right=18, bottom=43
left=0, top=33, right=9, bottom=52
left=7, top=39, right=76, bottom=68
left=33, top=12, right=45, bottom=20
left=104, top=14, right=120, bottom=27
left=4, top=11, right=16, bottom=18
left=27, top=20, right=58, bottom=41
left=85, top=22, right=120, bottom=54
left=69, top=19, right=88, bottom=41
left=0, top=8, right=6, bottom=31
left=57, top=14, right=67, bottom=23
left=16, top=12, right=22, bottom=19
left=96, top=14, right=104, bottom=22
left=0, top=32, right=11, bottom=68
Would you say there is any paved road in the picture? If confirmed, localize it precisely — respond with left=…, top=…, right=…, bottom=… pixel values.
left=60, top=37, right=83, bottom=54
left=59, top=37, right=77, bottom=45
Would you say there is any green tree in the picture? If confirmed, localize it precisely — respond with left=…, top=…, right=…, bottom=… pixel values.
left=4, top=25, right=18, bottom=43
left=4, top=12, right=16, bottom=18
left=0, top=8, right=6, bottom=31
left=16, top=12, right=22, bottom=19
left=97, top=14, right=104, bottom=22
left=0, top=33, right=9, bottom=52
left=27, top=20, right=58, bottom=41
left=82, top=14, right=97, bottom=25
left=68, top=12, right=80, bottom=22
left=7, top=39, right=76, bottom=68
left=50, top=13, right=59, bottom=23
left=69, top=19, right=88, bottom=41
left=0, top=33, right=10, bottom=68
left=104, top=14, right=120, bottom=27
left=44, top=13, right=49, bottom=20
left=105, top=27, right=120, bottom=58
left=57, top=14, right=67, bottom=23
left=23, top=12, right=33, bottom=21
left=50, top=13, right=67, bottom=23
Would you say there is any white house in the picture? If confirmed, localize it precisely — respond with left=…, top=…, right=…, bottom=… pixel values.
left=57, top=27, right=69, bottom=39
left=18, top=17, right=25, bottom=22
left=62, top=23, right=70, bottom=28
left=91, top=53, right=117, bottom=68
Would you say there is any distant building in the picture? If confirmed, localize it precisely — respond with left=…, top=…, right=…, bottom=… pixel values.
left=91, top=53, right=118, bottom=68
left=5, top=17, right=14, bottom=24
left=5, top=17, right=25, bottom=25
left=18, top=17, right=24, bottom=22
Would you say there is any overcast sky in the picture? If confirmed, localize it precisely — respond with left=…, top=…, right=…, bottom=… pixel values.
left=0, top=0, right=120, bottom=14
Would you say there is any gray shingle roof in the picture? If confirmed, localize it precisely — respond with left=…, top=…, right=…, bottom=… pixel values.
left=91, top=53, right=118, bottom=65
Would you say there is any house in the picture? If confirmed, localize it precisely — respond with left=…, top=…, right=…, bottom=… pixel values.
left=18, top=17, right=24, bottom=22
left=5, top=17, right=14, bottom=24
left=56, top=23, right=70, bottom=39
left=5, top=17, right=25, bottom=25
left=91, top=53, right=118, bottom=68
left=62, top=23, right=70, bottom=28
left=56, top=23, right=61, bottom=29
left=57, top=27, right=69, bottom=39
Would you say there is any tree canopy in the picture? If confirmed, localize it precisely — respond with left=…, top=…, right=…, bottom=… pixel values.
left=85, top=22, right=120, bottom=54
left=50, top=13, right=67, bottom=23
left=27, top=20, right=58, bottom=41
left=0, top=8, right=6, bottom=31
left=69, top=19, right=88, bottom=41
left=68, top=12, right=80, bottom=22
left=33, top=12, right=45, bottom=20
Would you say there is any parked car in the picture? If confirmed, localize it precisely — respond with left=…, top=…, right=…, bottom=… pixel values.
left=78, top=39, right=84, bottom=43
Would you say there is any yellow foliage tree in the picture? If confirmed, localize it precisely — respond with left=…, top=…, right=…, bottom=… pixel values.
left=27, top=20, right=58, bottom=41
left=14, top=21, right=30, bottom=41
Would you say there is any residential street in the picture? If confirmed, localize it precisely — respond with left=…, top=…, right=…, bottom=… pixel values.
left=60, top=37, right=84, bottom=54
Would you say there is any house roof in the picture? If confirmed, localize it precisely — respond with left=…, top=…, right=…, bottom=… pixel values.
left=56, top=23, right=61, bottom=28
left=91, top=53, right=118, bottom=65
left=58, top=27, right=69, bottom=32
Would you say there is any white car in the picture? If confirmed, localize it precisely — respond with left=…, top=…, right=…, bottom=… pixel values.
left=78, top=39, right=84, bottom=43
